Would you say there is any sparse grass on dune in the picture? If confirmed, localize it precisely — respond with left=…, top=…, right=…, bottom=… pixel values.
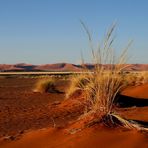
left=141, top=71, right=148, bottom=83
left=66, top=73, right=92, bottom=98
left=66, top=22, right=147, bottom=131
left=68, top=22, right=130, bottom=116
left=123, top=73, right=138, bottom=86
left=123, top=71, right=148, bottom=86
left=33, top=77, right=57, bottom=93
left=136, top=71, right=148, bottom=84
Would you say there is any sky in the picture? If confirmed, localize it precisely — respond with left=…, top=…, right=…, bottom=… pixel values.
left=0, top=0, right=148, bottom=64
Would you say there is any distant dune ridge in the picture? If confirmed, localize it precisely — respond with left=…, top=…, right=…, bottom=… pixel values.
left=0, top=63, right=148, bottom=72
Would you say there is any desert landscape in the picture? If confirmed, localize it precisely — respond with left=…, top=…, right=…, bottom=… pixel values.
left=0, top=1, right=148, bottom=148
left=0, top=27, right=148, bottom=147
left=0, top=25, right=148, bottom=148
left=0, top=63, right=148, bottom=148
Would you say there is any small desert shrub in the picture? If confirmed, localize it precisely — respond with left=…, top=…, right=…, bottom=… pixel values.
left=33, top=78, right=56, bottom=93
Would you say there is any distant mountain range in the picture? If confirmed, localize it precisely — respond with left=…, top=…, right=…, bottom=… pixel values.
left=0, top=63, right=148, bottom=72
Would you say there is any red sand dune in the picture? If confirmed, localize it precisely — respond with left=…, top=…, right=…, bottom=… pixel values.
left=35, top=63, right=82, bottom=71
left=126, top=64, right=148, bottom=71
left=1, top=126, right=147, bottom=148
left=121, top=83, right=148, bottom=98
left=0, top=63, right=148, bottom=72
left=0, top=64, right=23, bottom=71
left=0, top=78, right=147, bottom=148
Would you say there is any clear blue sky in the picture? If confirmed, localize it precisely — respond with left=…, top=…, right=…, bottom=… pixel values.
left=0, top=0, right=148, bottom=64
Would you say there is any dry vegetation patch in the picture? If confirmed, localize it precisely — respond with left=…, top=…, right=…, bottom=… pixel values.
left=33, top=77, right=57, bottom=93
left=66, top=22, right=148, bottom=131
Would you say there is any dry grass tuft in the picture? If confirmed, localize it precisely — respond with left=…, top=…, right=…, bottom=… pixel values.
left=68, top=22, right=131, bottom=116
left=33, top=78, right=57, bottom=93
left=123, top=71, right=148, bottom=86
left=66, top=22, right=147, bottom=129
left=141, top=71, right=148, bottom=83
left=66, top=74, right=92, bottom=98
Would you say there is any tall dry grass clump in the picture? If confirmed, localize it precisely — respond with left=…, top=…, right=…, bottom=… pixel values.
left=66, top=73, right=91, bottom=98
left=66, top=22, right=142, bottom=128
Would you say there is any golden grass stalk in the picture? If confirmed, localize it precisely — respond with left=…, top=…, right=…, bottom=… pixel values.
left=104, top=114, right=141, bottom=129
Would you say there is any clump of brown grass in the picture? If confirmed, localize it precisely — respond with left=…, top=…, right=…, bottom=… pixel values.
left=136, top=71, right=148, bottom=84
left=123, top=71, right=148, bottom=86
left=141, top=71, right=148, bottom=83
left=66, top=22, right=147, bottom=130
left=33, top=78, right=57, bottom=93
left=66, top=73, right=92, bottom=98
left=70, top=22, right=131, bottom=116
left=123, top=73, right=138, bottom=86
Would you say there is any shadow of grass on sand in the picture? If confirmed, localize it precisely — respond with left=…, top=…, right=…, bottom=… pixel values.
left=116, top=94, right=148, bottom=107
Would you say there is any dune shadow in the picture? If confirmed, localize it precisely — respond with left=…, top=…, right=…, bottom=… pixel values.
left=115, top=95, right=148, bottom=107
left=128, top=119, right=148, bottom=128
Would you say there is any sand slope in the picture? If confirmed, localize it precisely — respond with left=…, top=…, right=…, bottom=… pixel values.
left=0, top=78, right=147, bottom=148
left=1, top=126, right=147, bottom=148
